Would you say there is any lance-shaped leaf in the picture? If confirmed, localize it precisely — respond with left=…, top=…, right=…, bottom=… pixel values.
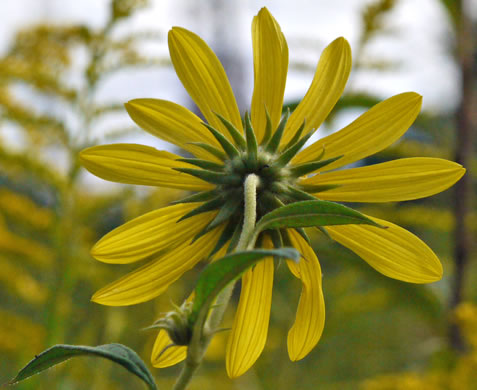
left=260, top=108, right=273, bottom=146
left=285, top=185, right=317, bottom=201
left=172, top=189, right=218, bottom=204
left=255, top=200, right=382, bottom=233
left=281, top=120, right=306, bottom=152
left=215, top=113, right=247, bottom=150
left=189, top=248, right=299, bottom=325
left=9, top=344, right=157, bottom=390
left=265, top=109, right=290, bottom=153
left=177, top=158, right=224, bottom=172
left=187, top=142, right=226, bottom=161
left=175, top=167, right=241, bottom=186
left=192, top=196, right=242, bottom=242
left=178, top=197, right=224, bottom=222
left=202, top=123, right=240, bottom=159
left=208, top=218, right=237, bottom=257
left=275, top=130, right=314, bottom=167
left=289, top=156, right=342, bottom=177
left=244, top=113, right=258, bottom=167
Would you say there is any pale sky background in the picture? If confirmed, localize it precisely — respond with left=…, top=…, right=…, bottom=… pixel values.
left=0, top=0, right=460, bottom=109
left=0, top=0, right=466, bottom=189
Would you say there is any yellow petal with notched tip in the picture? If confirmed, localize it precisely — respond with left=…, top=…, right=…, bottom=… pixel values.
left=92, top=204, right=215, bottom=264
left=281, top=37, right=351, bottom=146
left=302, top=158, right=465, bottom=202
left=327, top=216, right=443, bottom=283
left=80, top=144, right=213, bottom=191
left=92, top=229, right=222, bottom=306
left=168, top=27, right=243, bottom=138
left=294, top=92, right=422, bottom=167
left=226, top=237, right=274, bottom=378
left=287, top=230, right=325, bottom=361
left=251, top=7, right=288, bottom=143
left=125, top=99, right=222, bottom=161
left=151, top=330, right=187, bottom=368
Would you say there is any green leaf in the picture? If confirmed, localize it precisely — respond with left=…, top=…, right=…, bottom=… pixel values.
left=260, top=108, right=273, bottom=146
left=171, top=189, right=218, bottom=204
left=177, top=158, right=224, bottom=172
left=275, top=129, right=313, bottom=167
left=265, top=109, right=290, bottom=154
left=190, top=248, right=299, bottom=324
left=9, top=343, right=157, bottom=390
left=215, top=112, right=246, bottom=150
left=256, top=200, right=382, bottom=232
left=187, top=142, right=226, bottom=161
left=177, top=197, right=224, bottom=222
left=174, top=167, right=241, bottom=186
left=289, top=156, right=343, bottom=177
left=281, top=120, right=306, bottom=151
left=244, top=113, right=258, bottom=167
left=201, top=122, right=240, bottom=159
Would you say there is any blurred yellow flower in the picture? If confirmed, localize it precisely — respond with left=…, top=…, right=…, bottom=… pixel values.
left=80, top=7, right=464, bottom=378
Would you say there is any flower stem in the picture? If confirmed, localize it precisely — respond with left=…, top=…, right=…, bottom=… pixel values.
left=236, top=174, right=260, bottom=251
left=172, top=174, right=260, bottom=390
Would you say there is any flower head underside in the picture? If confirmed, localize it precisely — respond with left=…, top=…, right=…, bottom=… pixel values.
left=80, top=7, right=465, bottom=378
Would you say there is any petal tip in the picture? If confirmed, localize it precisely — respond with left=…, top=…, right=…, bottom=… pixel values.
left=257, top=6, right=271, bottom=15
left=124, top=100, right=140, bottom=119
left=225, top=366, right=241, bottom=379
left=429, top=260, right=443, bottom=282
left=90, top=291, right=104, bottom=305
left=332, top=36, right=351, bottom=52
left=168, top=26, right=187, bottom=39
left=287, top=345, right=306, bottom=362
left=78, top=151, right=88, bottom=165
left=402, top=91, right=423, bottom=106
left=90, top=244, right=101, bottom=259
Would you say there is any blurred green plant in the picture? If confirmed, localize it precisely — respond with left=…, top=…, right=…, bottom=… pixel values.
left=1, top=0, right=475, bottom=389
left=0, top=0, right=177, bottom=388
left=360, top=302, right=477, bottom=390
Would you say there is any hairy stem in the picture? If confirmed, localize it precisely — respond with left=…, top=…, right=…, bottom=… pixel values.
left=236, top=174, right=260, bottom=250
left=173, top=174, right=260, bottom=390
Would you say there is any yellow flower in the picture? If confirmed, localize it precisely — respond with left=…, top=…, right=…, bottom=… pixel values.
left=80, top=7, right=465, bottom=378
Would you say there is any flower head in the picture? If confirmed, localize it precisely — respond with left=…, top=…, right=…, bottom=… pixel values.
left=80, top=7, right=465, bottom=378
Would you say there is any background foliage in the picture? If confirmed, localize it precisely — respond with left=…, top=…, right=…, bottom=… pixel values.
left=0, top=0, right=475, bottom=389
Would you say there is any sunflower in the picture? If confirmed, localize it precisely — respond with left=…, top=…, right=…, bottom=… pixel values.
left=80, top=7, right=465, bottom=378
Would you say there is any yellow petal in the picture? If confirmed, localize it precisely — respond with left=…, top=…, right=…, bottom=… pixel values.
left=251, top=7, right=288, bottom=143
left=125, top=99, right=221, bottom=161
left=92, top=229, right=222, bottom=306
left=92, top=204, right=214, bottom=264
left=287, top=230, right=325, bottom=361
left=151, top=330, right=187, bottom=368
left=168, top=27, right=243, bottom=138
left=327, top=216, right=443, bottom=283
left=282, top=37, right=351, bottom=146
left=226, top=237, right=274, bottom=378
left=294, top=92, right=422, bottom=166
left=80, top=144, right=213, bottom=191
left=302, top=158, right=465, bottom=202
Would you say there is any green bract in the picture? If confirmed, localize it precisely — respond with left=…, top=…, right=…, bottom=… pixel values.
left=174, top=113, right=346, bottom=253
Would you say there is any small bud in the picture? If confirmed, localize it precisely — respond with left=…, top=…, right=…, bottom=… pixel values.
left=151, top=301, right=193, bottom=346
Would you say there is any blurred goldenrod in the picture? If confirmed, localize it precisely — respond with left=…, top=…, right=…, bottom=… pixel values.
left=80, top=7, right=464, bottom=378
